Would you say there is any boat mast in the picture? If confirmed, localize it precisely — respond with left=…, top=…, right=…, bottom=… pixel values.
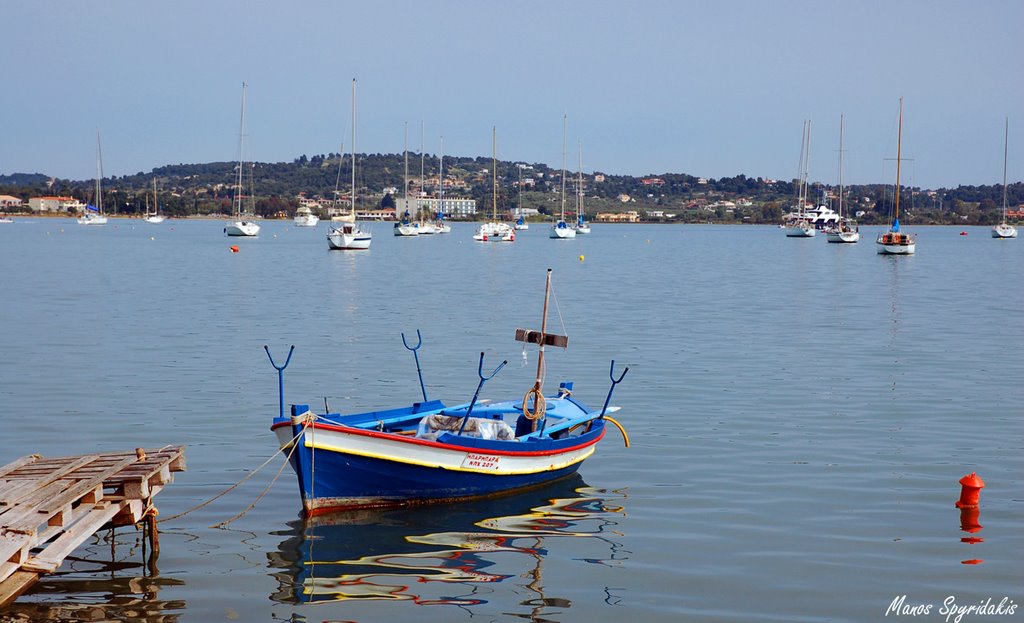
left=420, top=120, right=425, bottom=219
left=577, top=140, right=583, bottom=220
left=95, top=130, right=103, bottom=215
left=838, top=114, right=844, bottom=219
left=533, top=269, right=553, bottom=396
left=439, top=136, right=444, bottom=219
left=804, top=121, right=812, bottom=214
left=894, top=97, right=903, bottom=224
left=560, top=115, right=567, bottom=222
left=492, top=126, right=497, bottom=221
left=350, top=79, right=356, bottom=220
left=1002, top=117, right=1009, bottom=222
left=403, top=121, right=409, bottom=218
left=236, top=83, right=246, bottom=219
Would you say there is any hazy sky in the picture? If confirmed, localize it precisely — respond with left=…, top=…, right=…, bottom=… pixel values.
left=3, top=0, right=1021, bottom=189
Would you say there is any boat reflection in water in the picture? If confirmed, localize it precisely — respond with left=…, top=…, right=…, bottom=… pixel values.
left=268, top=474, right=627, bottom=611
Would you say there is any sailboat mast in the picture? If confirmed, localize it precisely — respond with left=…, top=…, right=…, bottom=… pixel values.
left=420, top=120, right=425, bottom=217
left=351, top=79, right=357, bottom=219
left=1002, top=117, right=1009, bottom=219
left=439, top=136, right=444, bottom=218
left=95, top=130, right=103, bottom=215
left=895, top=97, right=903, bottom=221
left=403, top=121, right=409, bottom=207
left=533, top=268, right=553, bottom=392
left=492, top=126, right=497, bottom=221
left=236, top=83, right=246, bottom=218
left=560, top=115, right=567, bottom=221
left=577, top=141, right=583, bottom=217
left=805, top=121, right=812, bottom=212
left=838, top=115, right=844, bottom=218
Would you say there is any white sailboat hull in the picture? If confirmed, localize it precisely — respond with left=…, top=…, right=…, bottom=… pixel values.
left=294, top=215, right=319, bottom=227
left=328, top=225, right=372, bottom=250
left=991, top=224, right=1018, bottom=238
left=876, top=238, right=916, bottom=255
left=575, top=224, right=591, bottom=234
left=826, top=230, right=860, bottom=243
left=549, top=222, right=577, bottom=239
left=393, top=223, right=419, bottom=236
left=435, top=223, right=452, bottom=234
left=225, top=221, right=260, bottom=236
left=784, top=224, right=815, bottom=237
left=474, top=222, right=515, bottom=242
left=144, top=215, right=165, bottom=224
left=78, top=214, right=108, bottom=225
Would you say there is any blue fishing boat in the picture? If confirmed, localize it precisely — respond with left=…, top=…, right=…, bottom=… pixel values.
left=269, top=269, right=628, bottom=515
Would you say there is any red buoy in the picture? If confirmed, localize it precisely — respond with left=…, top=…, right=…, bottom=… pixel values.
left=955, top=472, right=985, bottom=508
left=230, top=245, right=240, bottom=253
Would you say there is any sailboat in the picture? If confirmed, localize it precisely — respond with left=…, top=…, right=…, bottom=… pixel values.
left=78, top=131, right=109, bottom=226
left=574, top=142, right=591, bottom=234
left=550, top=116, right=577, bottom=239
left=876, top=98, right=916, bottom=255
left=327, top=79, right=372, bottom=250
left=992, top=118, right=1018, bottom=239
left=144, top=178, right=166, bottom=223
left=394, top=123, right=419, bottom=237
left=474, top=127, right=516, bottom=242
left=825, top=115, right=859, bottom=243
left=224, top=83, right=260, bottom=237
left=514, top=164, right=529, bottom=230
left=784, top=120, right=815, bottom=237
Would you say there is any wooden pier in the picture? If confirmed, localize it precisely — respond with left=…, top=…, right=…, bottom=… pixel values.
left=0, top=446, right=185, bottom=607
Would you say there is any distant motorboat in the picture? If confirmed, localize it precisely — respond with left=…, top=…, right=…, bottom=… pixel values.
left=294, top=206, right=319, bottom=227
left=0, top=217, right=12, bottom=224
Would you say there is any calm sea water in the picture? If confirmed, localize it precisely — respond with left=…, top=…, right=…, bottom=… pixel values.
left=0, top=218, right=1021, bottom=622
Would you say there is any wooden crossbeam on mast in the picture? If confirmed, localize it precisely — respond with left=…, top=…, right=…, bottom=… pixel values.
left=515, top=269, right=568, bottom=395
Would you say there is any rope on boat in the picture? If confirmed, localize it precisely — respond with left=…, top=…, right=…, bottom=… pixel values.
left=605, top=416, right=630, bottom=447
left=158, top=418, right=312, bottom=524
left=522, top=387, right=546, bottom=420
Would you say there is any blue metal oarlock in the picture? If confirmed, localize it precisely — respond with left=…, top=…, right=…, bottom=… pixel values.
left=599, top=360, right=629, bottom=419
left=402, top=329, right=428, bottom=403
left=265, top=345, right=295, bottom=420
left=459, top=352, right=507, bottom=435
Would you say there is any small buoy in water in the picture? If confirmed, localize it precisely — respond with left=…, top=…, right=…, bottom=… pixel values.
left=955, top=472, right=985, bottom=508
left=273, top=234, right=277, bottom=238
left=230, top=245, right=240, bottom=253
left=579, top=254, right=585, bottom=262
left=149, top=236, right=155, bottom=241
left=960, top=231, right=968, bottom=236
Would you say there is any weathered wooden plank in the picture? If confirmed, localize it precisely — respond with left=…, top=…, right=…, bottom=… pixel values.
left=0, top=456, right=40, bottom=479
left=0, top=569, right=42, bottom=609
left=0, top=481, right=41, bottom=507
left=514, top=328, right=569, bottom=348
left=30, top=456, right=139, bottom=519
left=21, top=503, right=123, bottom=574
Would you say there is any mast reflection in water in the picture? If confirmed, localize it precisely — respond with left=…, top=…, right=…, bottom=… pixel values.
left=268, top=474, right=628, bottom=613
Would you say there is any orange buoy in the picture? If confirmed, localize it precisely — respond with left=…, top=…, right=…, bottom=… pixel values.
left=959, top=506, right=983, bottom=534
left=955, top=472, right=985, bottom=508
left=961, top=559, right=984, bottom=565
left=230, top=245, right=240, bottom=253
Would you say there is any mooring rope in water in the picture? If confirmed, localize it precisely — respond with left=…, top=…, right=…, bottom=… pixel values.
left=158, top=417, right=312, bottom=524
left=604, top=415, right=630, bottom=447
